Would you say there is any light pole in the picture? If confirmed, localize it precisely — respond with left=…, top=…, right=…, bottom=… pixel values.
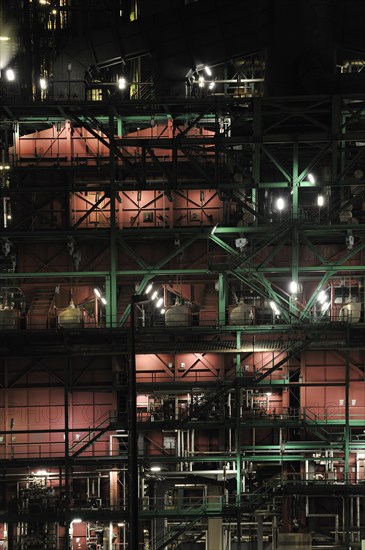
left=128, top=293, right=149, bottom=550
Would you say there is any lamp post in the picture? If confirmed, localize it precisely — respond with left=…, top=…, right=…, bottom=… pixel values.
left=128, top=293, right=149, bottom=550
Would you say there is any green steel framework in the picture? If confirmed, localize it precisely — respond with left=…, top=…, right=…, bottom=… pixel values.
left=0, top=95, right=365, bottom=547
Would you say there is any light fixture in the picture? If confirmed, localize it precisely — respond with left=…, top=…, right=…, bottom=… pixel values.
left=35, top=470, right=48, bottom=476
left=269, top=301, right=280, bottom=315
left=208, top=81, right=215, bottom=90
left=317, top=290, right=327, bottom=304
left=145, top=284, right=153, bottom=294
left=0, top=36, right=10, bottom=42
left=211, top=223, right=218, bottom=235
left=117, top=522, right=125, bottom=527
left=289, top=281, right=298, bottom=294
left=118, top=77, right=127, bottom=90
left=5, top=69, right=14, bottom=82
left=266, top=392, right=272, bottom=397
left=71, top=518, right=82, bottom=524
left=317, top=194, right=324, bottom=207
left=160, top=308, right=165, bottom=314
left=40, top=77, right=47, bottom=90
left=151, top=291, right=158, bottom=300
left=150, top=466, right=161, bottom=472
left=198, top=75, right=205, bottom=88
left=204, top=66, right=212, bottom=76
left=52, top=9, right=57, bottom=14
left=276, top=197, right=285, bottom=211
left=156, top=297, right=163, bottom=308
left=94, top=287, right=107, bottom=305
left=308, top=173, right=315, bottom=184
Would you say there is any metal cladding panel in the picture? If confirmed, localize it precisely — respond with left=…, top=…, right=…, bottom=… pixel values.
left=10, top=123, right=214, bottom=165
left=10, top=123, right=107, bottom=164
left=302, top=351, right=365, bottom=419
left=0, top=388, right=114, bottom=459
left=136, top=353, right=222, bottom=382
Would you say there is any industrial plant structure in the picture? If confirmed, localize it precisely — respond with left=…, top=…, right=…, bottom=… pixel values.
left=0, top=1, right=365, bottom=549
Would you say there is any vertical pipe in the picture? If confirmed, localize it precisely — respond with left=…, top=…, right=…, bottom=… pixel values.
left=235, top=377, right=242, bottom=550
left=109, top=521, right=113, bottom=549
left=257, top=516, right=263, bottom=550
left=7, top=523, right=13, bottom=550
left=350, top=496, right=353, bottom=538
left=357, top=497, right=360, bottom=544
left=64, top=359, right=70, bottom=550
left=128, top=299, right=139, bottom=550
left=236, top=331, right=241, bottom=377
left=344, top=351, right=350, bottom=549
left=108, top=109, right=118, bottom=328
left=181, top=430, right=185, bottom=470
left=252, top=98, right=261, bottom=226
left=177, top=429, right=180, bottom=470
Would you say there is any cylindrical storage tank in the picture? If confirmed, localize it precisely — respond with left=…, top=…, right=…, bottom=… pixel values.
left=58, top=300, right=83, bottom=328
left=229, top=300, right=254, bottom=325
left=0, top=307, right=19, bottom=330
left=339, top=301, right=361, bottom=323
left=165, top=302, right=191, bottom=327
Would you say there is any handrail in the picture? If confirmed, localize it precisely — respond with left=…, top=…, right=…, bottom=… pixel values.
left=70, top=410, right=116, bottom=452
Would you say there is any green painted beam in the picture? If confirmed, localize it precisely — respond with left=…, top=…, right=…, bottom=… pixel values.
left=292, top=142, right=299, bottom=219
left=260, top=145, right=292, bottom=182
left=300, top=272, right=333, bottom=321
left=230, top=271, right=291, bottom=323
left=218, top=273, right=227, bottom=326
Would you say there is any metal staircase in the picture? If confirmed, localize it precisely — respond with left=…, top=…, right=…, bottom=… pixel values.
left=240, top=478, right=283, bottom=513
left=152, top=515, right=204, bottom=550
left=70, top=411, right=117, bottom=458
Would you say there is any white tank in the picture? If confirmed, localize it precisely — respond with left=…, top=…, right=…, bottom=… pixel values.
left=165, top=302, right=191, bottom=327
left=339, top=301, right=361, bottom=323
left=58, top=299, right=83, bottom=328
left=230, top=300, right=254, bottom=325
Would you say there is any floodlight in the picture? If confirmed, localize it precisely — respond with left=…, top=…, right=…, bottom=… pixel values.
left=5, top=68, right=14, bottom=81
left=276, top=197, right=285, bottom=211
